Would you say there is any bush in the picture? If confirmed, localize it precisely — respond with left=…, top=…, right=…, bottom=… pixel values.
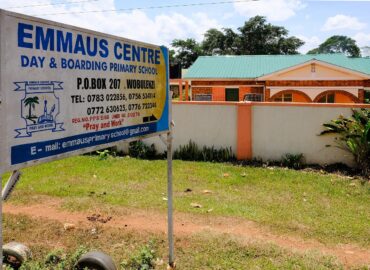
left=96, top=149, right=113, bottom=160
left=173, top=140, right=235, bottom=162
left=281, top=153, right=304, bottom=169
left=121, top=242, right=157, bottom=270
left=11, top=246, right=89, bottom=270
left=129, top=141, right=157, bottom=159
left=90, top=147, right=117, bottom=160
left=320, top=108, right=370, bottom=178
left=173, top=140, right=200, bottom=161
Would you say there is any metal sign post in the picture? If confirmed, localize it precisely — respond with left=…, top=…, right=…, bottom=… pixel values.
left=2, top=171, right=22, bottom=201
left=0, top=175, right=3, bottom=267
left=160, top=127, right=175, bottom=267
left=167, top=129, right=175, bottom=268
left=160, top=95, right=175, bottom=267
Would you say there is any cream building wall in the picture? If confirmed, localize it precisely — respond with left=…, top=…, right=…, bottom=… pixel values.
left=263, top=62, right=367, bottom=81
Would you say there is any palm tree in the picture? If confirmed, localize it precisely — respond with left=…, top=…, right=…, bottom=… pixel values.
left=24, top=96, right=39, bottom=122
left=320, top=109, right=370, bottom=177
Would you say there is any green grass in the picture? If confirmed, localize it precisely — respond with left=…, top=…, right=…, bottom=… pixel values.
left=3, top=214, right=357, bottom=270
left=3, top=155, right=370, bottom=246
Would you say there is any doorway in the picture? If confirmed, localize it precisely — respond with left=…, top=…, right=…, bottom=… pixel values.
left=225, top=88, right=239, bottom=101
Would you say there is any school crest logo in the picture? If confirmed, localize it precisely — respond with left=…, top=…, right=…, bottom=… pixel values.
left=14, top=81, right=64, bottom=138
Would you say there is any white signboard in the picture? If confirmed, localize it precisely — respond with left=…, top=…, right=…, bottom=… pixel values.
left=0, top=10, right=170, bottom=173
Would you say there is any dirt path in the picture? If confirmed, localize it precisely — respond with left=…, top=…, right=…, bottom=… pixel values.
left=3, top=199, right=369, bottom=268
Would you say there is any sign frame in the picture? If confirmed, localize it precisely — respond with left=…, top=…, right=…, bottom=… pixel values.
left=0, top=9, right=171, bottom=172
left=0, top=9, right=175, bottom=268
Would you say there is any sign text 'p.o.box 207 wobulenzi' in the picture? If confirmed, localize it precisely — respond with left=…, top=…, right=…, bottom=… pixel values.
left=0, top=9, right=170, bottom=173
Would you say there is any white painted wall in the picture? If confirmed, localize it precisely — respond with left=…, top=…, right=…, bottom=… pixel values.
left=143, top=103, right=238, bottom=154
left=119, top=102, right=360, bottom=166
left=252, top=106, right=354, bottom=165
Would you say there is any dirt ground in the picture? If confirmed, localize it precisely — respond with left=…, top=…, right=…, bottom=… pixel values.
left=3, top=198, right=370, bottom=268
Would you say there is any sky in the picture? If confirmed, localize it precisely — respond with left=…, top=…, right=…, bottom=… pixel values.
left=1, top=0, right=370, bottom=54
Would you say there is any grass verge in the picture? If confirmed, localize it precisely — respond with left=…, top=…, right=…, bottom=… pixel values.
left=3, top=155, right=370, bottom=246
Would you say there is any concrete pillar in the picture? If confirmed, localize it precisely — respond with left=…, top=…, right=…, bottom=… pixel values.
left=185, top=81, right=189, bottom=101
left=358, top=89, right=365, bottom=103
left=265, top=88, right=270, bottom=102
left=237, top=104, right=252, bottom=160
left=178, top=80, right=183, bottom=101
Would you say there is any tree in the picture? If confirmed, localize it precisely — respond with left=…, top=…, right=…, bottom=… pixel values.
left=202, top=28, right=225, bottom=55
left=201, top=16, right=303, bottom=56
left=169, top=49, right=176, bottom=64
left=237, top=16, right=303, bottom=55
left=202, top=28, right=241, bottom=55
left=307, top=35, right=361, bottom=57
left=170, top=16, right=304, bottom=68
left=279, top=37, right=305, bottom=55
left=223, top=28, right=242, bottom=55
left=171, top=38, right=203, bottom=68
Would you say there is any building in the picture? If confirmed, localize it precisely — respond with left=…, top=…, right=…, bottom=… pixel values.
left=178, top=54, right=370, bottom=103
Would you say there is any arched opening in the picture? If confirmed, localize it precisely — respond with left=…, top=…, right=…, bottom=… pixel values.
left=270, top=90, right=312, bottom=103
left=313, top=90, right=359, bottom=103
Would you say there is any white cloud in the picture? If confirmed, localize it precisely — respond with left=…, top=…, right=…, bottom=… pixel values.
left=0, top=0, right=220, bottom=46
left=296, top=35, right=321, bottom=54
left=233, top=0, right=305, bottom=22
left=353, top=32, right=370, bottom=47
left=322, top=15, right=366, bottom=31
left=222, top=12, right=234, bottom=20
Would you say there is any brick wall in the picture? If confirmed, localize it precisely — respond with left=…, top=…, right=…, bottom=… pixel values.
left=192, top=87, right=212, bottom=100
left=266, top=80, right=364, bottom=87
left=270, top=90, right=312, bottom=102
left=188, top=80, right=368, bottom=102
left=192, top=80, right=368, bottom=87
left=191, top=86, right=264, bottom=101
left=239, top=86, right=252, bottom=100
left=191, top=80, right=264, bottom=86
left=265, top=89, right=271, bottom=101
left=358, top=89, right=365, bottom=103
left=313, top=90, right=359, bottom=103
left=212, top=87, right=225, bottom=101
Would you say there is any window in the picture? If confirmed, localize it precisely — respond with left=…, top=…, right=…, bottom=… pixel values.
left=194, top=94, right=212, bottom=101
left=318, top=93, right=335, bottom=103
left=274, top=93, right=292, bottom=102
left=244, top=93, right=263, bottom=102
left=170, top=85, right=179, bottom=99
left=311, top=63, right=316, bottom=73
left=365, top=90, right=370, bottom=104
